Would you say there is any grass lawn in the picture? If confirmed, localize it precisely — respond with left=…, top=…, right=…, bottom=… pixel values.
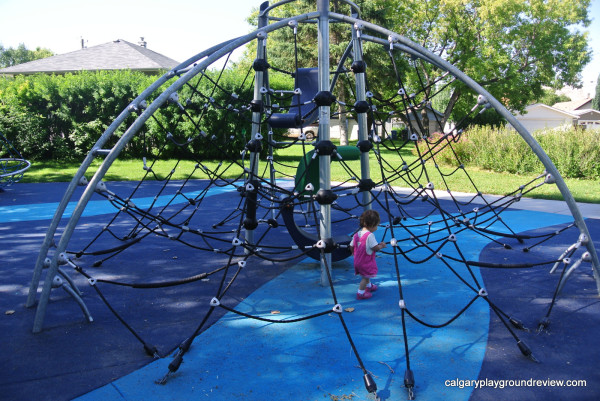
left=21, top=140, right=600, bottom=204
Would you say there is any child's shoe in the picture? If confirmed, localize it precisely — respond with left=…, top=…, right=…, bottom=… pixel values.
left=366, top=283, right=378, bottom=292
left=356, top=291, right=373, bottom=300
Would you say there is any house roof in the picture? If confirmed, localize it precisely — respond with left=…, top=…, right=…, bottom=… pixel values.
left=0, top=39, right=179, bottom=75
left=571, top=109, right=600, bottom=120
left=552, top=98, right=593, bottom=112
left=519, top=103, right=580, bottom=118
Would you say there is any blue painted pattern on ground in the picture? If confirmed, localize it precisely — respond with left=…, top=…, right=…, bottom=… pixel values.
left=0, top=185, right=235, bottom=223
left=74, top=208, right=575, bottom=400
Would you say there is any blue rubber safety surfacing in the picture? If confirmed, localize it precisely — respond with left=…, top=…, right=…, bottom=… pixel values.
left=0, top=186, right=235, bottom=223
left=3, top=182, right=598, bottom=400
left=74, top=210, right=574, bottom=401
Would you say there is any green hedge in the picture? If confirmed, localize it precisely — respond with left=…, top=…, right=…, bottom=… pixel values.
left=0, top=69, right=294, bottom=162
left=0, top=71, right=158, bottom=160
left=427, top=125, right=600, bottom=180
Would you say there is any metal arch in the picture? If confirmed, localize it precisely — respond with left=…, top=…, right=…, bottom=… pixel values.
left=260, top=0, right=361, bottom=19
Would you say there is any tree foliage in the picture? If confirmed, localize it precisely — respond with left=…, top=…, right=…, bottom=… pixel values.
left=534, top=88, right=571, bottom=107
left=0, top=43, right=54, bottom=68
left=390, top=0, right=591, bottom=118
left=0, top=71, right=156, bottom=160
left=244, top=0, right=592, bottom=126
left=0, top=68, right=293, bottom=161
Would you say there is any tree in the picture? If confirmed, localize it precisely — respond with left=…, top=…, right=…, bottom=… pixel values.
left=593, top=73, right=600, bottom=111
left=534, top=89, right=571, bottom=107
left=388, top=0, right=591, bottom=124
left=244, top=0, right=592, bottom=128
left=0, top=43, right=54, bottom=68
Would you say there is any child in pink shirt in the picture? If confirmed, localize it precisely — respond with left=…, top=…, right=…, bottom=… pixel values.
left=349, top=209, right=386, bottom=300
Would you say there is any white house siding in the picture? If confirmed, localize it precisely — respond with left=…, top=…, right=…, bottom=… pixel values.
left=514, top=104, right=578, bottom=132
left=291, top=114, right=442, bottom=141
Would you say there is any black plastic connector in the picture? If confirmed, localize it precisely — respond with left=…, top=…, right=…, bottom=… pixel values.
left=357, top=140, right=373, bottom=153
left=363, top=373, right=377, bottom=393
left=537, top=317, right=550, bottom=333
left=351, top=60, right=367, bottom=74
left=313, top=91, right=337, bottom=107
left=517, top=340, right=539, bottom=362
left=357, top=178, right=376, bottom=192
left=243, top=217, right=258, bottom=230
left=143, top=343, right=159, bottom=358
left=245, top=139, right=262, bottom=153
left=314, top=140, right=336, bottom=156
left=252, top=58, right=270, bottom=72
left=353, top=100, right=370, bottom=113
left=323, top=237, right=337, bottom=253
left=249, top=99, right=264, bottom=113
left=167, top=353, right=183, bottom=373
left=509, top=317, right=529, bottom=332
left=315, top=189, right=338, bottom=205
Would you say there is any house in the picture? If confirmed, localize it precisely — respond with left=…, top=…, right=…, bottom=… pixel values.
left=552, top=98, right=600, bottom=129
left=514, top=103, right=580, bottom=132
left=571, top=109, right=600, bottom=129
left=0, top=39, right=179, bottom=76
left=514, top=102, right=600, bottom=132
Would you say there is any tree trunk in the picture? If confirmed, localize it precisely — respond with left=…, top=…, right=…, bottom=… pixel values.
left=338, top=87, right=349, bottom=145
left=442, top=88, right=462, bottom=130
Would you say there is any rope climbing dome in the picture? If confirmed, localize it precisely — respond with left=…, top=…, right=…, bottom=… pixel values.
left=28, top=1, right=600, bottom=399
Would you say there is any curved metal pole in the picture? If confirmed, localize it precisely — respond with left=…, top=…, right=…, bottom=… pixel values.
left=260, top=0, right=360, bottom=19
left=331, top=11, right=600, bottom=294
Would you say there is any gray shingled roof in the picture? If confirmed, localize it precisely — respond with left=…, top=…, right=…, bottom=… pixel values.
left=552, top=98, right=593, bottom=112
left=0, top=39, right=179, bottom=75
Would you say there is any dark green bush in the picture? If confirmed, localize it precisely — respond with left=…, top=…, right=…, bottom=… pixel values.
left=0, top=68, right=294, bottom=162
left=0, top=71, right=157, bottom=161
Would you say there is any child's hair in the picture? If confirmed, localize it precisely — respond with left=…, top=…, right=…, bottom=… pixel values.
left=359, top=209, right=380, bottom=229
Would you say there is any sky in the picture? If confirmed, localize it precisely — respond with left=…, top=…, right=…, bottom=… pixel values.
left=0, top=0, right=598, bottom=92
left=0, top=0, right=259, bottom=62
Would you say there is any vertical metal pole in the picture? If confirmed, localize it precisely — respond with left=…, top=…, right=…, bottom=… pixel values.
left=245, top=2, right=270, bottom=249
left=261, top=10, right=277, bottom=221
left=351, top=16, right=371, bottom=210
left=317, top=0, right=332, bottom=286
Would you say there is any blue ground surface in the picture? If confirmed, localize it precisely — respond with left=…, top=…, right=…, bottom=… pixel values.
left=1, top=181, right=598, bottom=401
left=74, top=210, right=573, bottom=401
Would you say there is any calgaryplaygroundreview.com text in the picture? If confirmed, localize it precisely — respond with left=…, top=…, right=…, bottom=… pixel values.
left=445, top=378, right=588, bottom=389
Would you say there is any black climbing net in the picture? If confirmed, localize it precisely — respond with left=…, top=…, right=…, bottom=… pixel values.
left=49, top=10, right=593, bottom=400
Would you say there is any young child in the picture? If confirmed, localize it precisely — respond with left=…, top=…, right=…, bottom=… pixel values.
left=350, top=209, right=386, bottom=300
